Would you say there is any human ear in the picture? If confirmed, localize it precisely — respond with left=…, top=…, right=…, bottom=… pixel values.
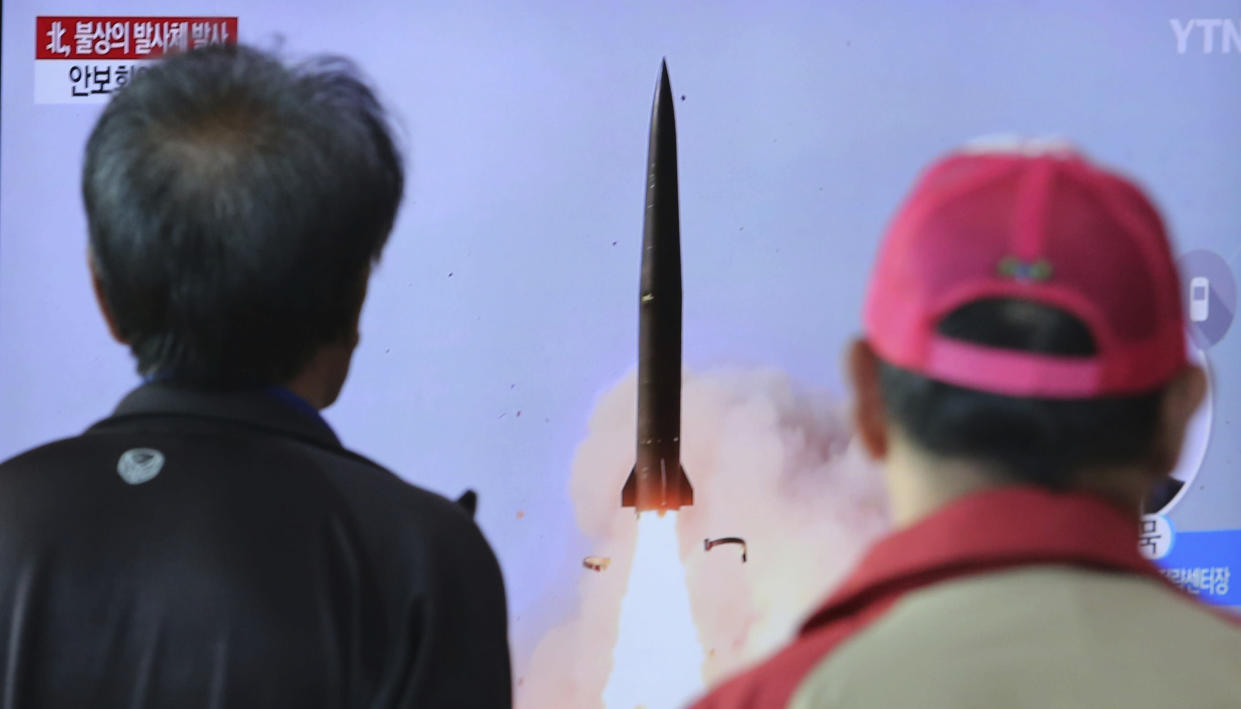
left=88, top=249, right=128, bottom=344
left=847, top=338, right=889, bottom=460
left=1152, top=365, right=1207, bottom=475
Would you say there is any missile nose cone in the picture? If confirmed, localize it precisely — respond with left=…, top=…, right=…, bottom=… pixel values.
left=643, top=58, right=678, bottom=231
left=656, top=60, right=673, bottom=103
left=649, top=61, right=677, bottom=144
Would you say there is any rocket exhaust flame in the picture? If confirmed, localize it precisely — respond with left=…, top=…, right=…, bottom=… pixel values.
left=621, top=59, right=694, bottom=515
left=602, top=513, right=704, bottom=709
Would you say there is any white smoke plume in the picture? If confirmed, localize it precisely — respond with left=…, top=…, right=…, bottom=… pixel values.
left=517, top=368, right=889, bottom=709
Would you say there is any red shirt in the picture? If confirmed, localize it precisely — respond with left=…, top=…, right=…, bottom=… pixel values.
left=688, top=486, right=1240, bottom=709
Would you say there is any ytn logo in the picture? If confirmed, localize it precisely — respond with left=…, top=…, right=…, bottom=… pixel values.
left=1170, top=19, right=1241, bottom=54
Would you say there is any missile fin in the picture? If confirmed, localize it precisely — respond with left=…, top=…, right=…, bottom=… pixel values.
left=621, top=466, right=638, bottom=507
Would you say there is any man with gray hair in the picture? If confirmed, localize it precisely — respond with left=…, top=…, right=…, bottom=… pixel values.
left=0, top=45, right=511, bottom=707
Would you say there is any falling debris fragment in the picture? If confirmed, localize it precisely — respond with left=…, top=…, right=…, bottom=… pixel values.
left=582, top=556, right=612, bottom=572
left=704, top=537, right=748, bottom=563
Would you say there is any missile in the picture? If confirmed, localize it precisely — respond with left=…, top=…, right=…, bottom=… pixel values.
left=621, top=60, right=694, bottom=515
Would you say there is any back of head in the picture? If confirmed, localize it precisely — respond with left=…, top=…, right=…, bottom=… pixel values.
left=876, top=299, right=1164, bottom=488
left=863, top=138, right=1190, bottom=490
left=83, top=44, right=404, bottom=388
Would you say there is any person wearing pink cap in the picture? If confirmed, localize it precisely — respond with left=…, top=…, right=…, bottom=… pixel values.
left=689, top=140, right=1241, bottom=709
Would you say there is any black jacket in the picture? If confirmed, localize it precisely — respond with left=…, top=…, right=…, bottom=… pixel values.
left=0, top=383, right=511, bottom=708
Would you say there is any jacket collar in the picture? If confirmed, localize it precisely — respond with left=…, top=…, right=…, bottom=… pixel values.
left=801, top=486, right=1168, bottom=634
left=91, top=381, right=340, bottom=450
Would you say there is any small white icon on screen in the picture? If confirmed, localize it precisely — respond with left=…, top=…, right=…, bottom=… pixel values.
left=1189, top=277, right=1210, bottom=323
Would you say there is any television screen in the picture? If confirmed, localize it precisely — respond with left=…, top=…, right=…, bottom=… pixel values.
left=3, top=2, right=1239, bottom=706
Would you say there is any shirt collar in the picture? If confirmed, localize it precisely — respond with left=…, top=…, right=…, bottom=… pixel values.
left=96, top=380, right=340, bottom=450
left=260, top=385, right=331, bottom=426
left=801, top=486, right=1169, bottom=634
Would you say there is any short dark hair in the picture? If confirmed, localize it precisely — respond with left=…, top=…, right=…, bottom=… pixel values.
left=877, top=299, right=1163, bottom=489
left=83, top=44, right=404, bottom=387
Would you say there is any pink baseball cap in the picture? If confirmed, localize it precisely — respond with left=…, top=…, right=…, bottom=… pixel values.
left=863, top=142, right=1187, bottom=399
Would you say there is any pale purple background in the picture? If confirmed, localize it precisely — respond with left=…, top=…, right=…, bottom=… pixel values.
left=4, top=0, right=1241, bottom=666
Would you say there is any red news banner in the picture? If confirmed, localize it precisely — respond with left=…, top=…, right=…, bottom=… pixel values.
left=35, top=16, right=239, bottom=104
